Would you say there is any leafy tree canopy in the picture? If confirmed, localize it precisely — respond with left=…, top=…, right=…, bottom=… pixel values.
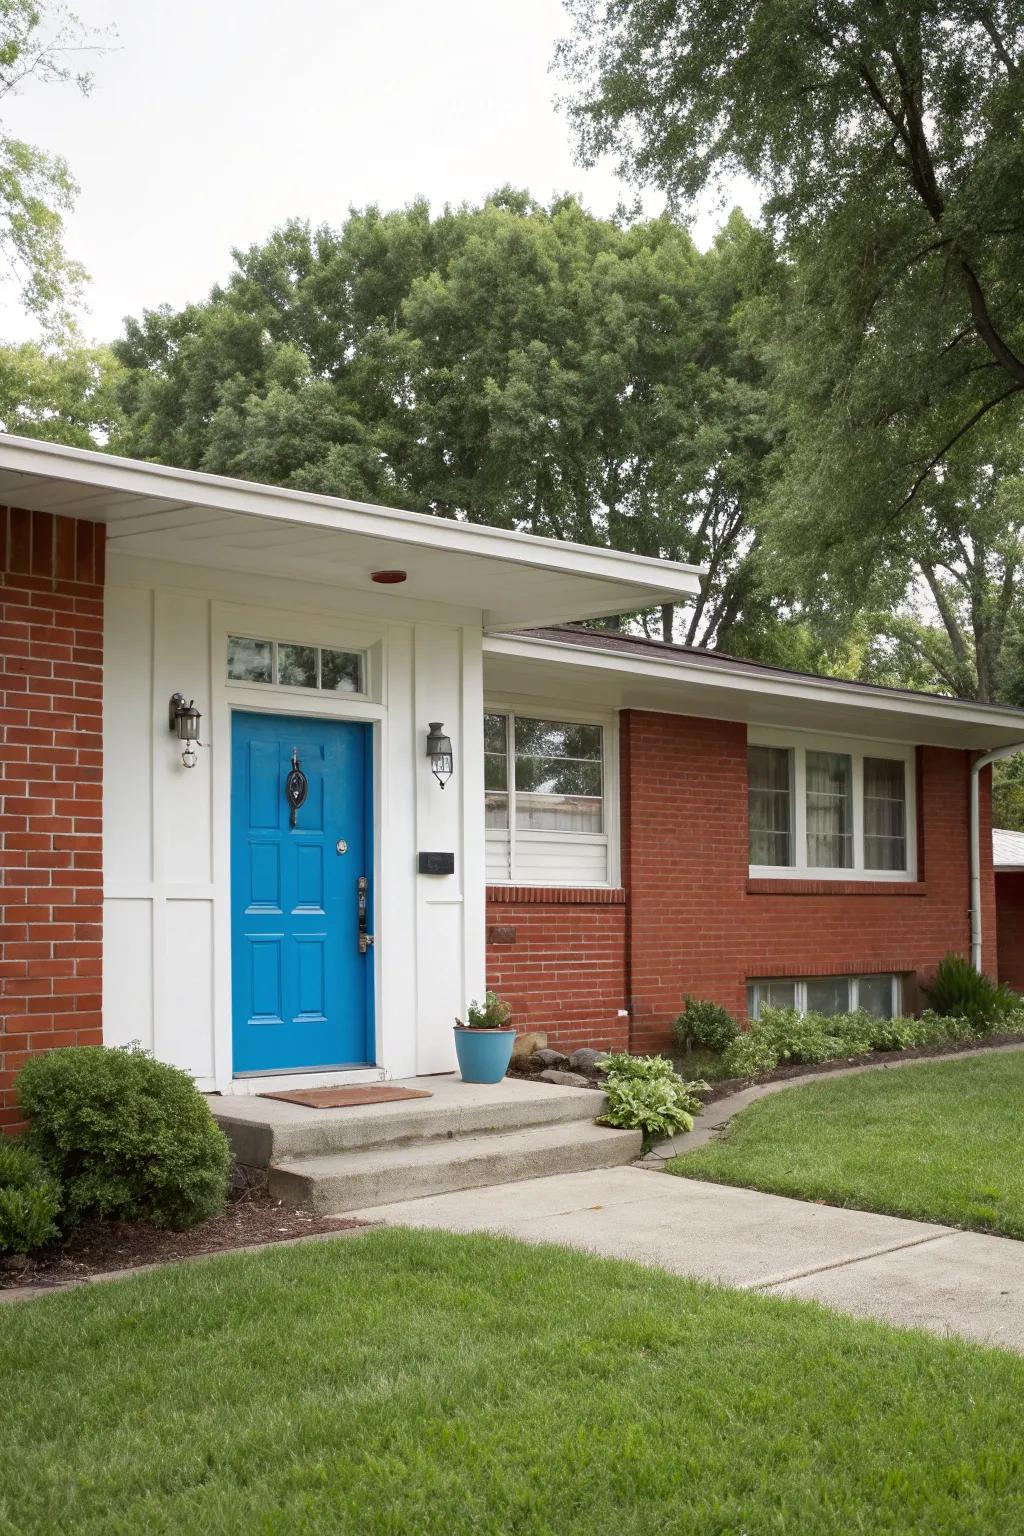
left=558, top=1, right=1024, bottom=701
left=0, top=338, right=122, bottom=445
left=111, top=192, right=784, bottom=647
left=0, top=1, right=105, bottom=334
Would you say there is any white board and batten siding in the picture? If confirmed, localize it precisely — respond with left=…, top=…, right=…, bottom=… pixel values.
left=102, top=551, right=486, bottom=1092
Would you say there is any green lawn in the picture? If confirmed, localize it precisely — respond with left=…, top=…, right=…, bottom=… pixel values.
left=670, top=1051, right=1024, bottom=1237
left=3, top=1230, right=1024, bottom=1534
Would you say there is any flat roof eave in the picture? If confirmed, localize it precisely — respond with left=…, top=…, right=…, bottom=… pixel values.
left=0, top=434, right=705, bottom=629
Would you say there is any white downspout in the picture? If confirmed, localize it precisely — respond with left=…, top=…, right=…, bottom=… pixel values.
left=970, top=742, right=1024, bottom=971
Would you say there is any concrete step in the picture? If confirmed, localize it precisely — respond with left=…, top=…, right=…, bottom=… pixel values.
left=268, top=1120, right=642, bottom=1214
left=211, top=1076, right=607, bottom=1167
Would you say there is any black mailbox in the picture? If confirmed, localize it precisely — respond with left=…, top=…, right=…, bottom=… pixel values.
left=418, top=851, right=455, bottom=876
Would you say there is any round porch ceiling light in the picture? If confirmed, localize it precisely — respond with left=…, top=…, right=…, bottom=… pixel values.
left=371, top=569, right=407, bottom=584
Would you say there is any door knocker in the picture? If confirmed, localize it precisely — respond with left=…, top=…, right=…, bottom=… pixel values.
left=285, top=748, right=308, bottom=828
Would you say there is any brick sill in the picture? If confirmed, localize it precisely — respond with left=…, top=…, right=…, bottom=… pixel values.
left=486, top=885, right=626, bottom=906
left=747, top=878, right=928, bottom=898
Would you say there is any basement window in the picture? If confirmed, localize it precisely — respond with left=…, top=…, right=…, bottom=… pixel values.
left=746, top=974, right=903, bottom=1020
left=227, top=636, right=365, bottom=695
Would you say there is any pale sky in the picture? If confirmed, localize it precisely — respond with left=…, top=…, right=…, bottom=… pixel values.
left=1, top=0, right=756, bottom=345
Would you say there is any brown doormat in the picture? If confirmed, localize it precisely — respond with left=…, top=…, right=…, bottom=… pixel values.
left=260, top=1085, right=433, bottom=1109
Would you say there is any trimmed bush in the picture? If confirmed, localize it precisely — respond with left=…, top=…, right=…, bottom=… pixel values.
left=673, top=996, right=739, bottom=1055
left=0, top=1140, right=62, bottom=1256
left=18, top=1045, right=232, bottom=1231
left=922, top=952, right=1017, bottom=1032
left=597, top=1053, right=708, bottom=1145
left=720, top=1006, right=1003, bottom=1080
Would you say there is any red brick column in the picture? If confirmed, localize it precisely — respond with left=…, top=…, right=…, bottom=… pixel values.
left=1, top=507, right=104, bottom=1128
left=485, top=886, right=629, bottom=1053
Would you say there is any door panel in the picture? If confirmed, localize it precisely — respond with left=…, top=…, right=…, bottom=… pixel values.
left=231, top=712, right=373, bottom=1073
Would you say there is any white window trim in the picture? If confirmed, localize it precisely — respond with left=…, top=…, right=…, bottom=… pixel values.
left=484, top=697, right=620, bottom=888
left=748, top=726, right=917, bottom=882
left=748, top=974, right=903, bottom=1020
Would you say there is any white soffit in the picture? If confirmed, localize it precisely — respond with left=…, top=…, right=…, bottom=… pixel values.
left=0, top=435, right=704, bottom=630
left=483, top=634, right=1024, bottom=750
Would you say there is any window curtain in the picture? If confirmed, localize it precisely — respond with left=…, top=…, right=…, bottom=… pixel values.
left=864, top=757, right=906, bottom=870
left=748, top=746, right=793, bottom=865
left=805, top=751, right=853, bottom=868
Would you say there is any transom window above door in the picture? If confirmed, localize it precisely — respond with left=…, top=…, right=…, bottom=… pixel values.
left=485, top=711, right=613, bottom=886
left=227, top=636, right=365, bottom=696
left=747, top=732, right=915, bottom=880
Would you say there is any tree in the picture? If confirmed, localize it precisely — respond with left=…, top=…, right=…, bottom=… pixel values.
left=0, top=1, right=105, bottom=333
left=0, top=339, right=122, bottom=446
left=557, top=2, right=1024, bottom=526
left=768, top=413, right=1024, bottom=703
left=112, top=193, right=785, bottom=647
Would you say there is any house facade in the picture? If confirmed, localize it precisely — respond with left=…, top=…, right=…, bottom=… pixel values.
left=2, top=435, right=1022, bottom=1126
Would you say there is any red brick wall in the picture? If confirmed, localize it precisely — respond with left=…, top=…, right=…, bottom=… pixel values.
left=486, top=708, right=995, bottom=1056
left=1, top=507, right=104, bottom=1128
left=996, top=871, right=1024, bottom=990
left=485, top=887, right=628, bottom=1052
left=622, top=710, right=994, bottom=1053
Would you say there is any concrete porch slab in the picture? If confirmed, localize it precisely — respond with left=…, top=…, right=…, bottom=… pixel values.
left=208, top=1073, right=605, bottom=1166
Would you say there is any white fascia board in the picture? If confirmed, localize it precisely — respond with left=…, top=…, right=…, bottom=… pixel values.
left=484, top=633, right=1024, bottom=741
left=0, top=434, right=705, bottom=601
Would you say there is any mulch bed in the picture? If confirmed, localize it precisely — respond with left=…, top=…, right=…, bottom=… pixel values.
left=693, top=1030, right=1024, bottom=1105
left=0, top=1188, right=366, bottom=1292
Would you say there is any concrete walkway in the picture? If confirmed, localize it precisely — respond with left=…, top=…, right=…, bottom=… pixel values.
left=349, top=1165, right=1024, bottom=1355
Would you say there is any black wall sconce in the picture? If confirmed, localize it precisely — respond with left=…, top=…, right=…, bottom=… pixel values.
left=169, top=692, right=203, bottom=769
left=426, top=721, right=453, bottom=788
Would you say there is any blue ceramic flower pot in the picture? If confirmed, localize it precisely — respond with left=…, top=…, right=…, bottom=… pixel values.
left=453, top=1027, right=516, bottom=1084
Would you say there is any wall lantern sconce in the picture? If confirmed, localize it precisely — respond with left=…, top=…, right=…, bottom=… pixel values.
left=426, top=721, right=453, bottom=788
left=169, top=692, right=203, bottom=769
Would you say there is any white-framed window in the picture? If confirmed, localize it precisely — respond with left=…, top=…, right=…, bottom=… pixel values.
left=227, top=635, right=366, bottom=697
left=747, top=974, right=903, bottom=1020
left=747, top=729, right=916, bottom=880
left=484, top=707, right=616, bottom=886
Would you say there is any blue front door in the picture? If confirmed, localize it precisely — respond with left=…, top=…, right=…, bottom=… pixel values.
left=231, top=712, right=373, bottom=1074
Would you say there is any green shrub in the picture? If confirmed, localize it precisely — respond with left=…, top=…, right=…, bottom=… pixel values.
left=720, top=1029, right=780, bottom=1079
left=0, top=1140, right=62, bottom=1256
left=597, top=1054, right=707, bottom=1145
left=867, top=1011, right=976, bottom=1052
left=18, top=1045, right=232, bottom=1231
left=922, top=952, right=1016, bottom=1032
left=721, top=1008, right=875, bottom=1077
left=719, top=1002, right=1000, bottom=1080
left=672, top=996, right=739, bottom=1055
left=457, top=991, right=512, bottom=1029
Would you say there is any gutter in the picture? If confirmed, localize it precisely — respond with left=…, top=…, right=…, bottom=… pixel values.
left=971, top=742, right=1024, bottom=970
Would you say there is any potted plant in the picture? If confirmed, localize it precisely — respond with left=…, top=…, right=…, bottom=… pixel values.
left=453, top=992, right=516, bottom=1083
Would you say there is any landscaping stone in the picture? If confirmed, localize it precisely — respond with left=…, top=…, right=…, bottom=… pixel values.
left=538, top=1069, right=592, bottom=1088
left=529, top=1048, right=570, bottom=1070
left=568, top=1048, right=605, bottom=1075
left=511, top=1031, right=548, bottom=1060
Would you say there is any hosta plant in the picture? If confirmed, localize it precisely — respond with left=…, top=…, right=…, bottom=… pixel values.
left=597, top=1054, right=707, bottom=1146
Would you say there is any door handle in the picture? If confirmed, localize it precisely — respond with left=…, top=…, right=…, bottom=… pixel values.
left=357, top=874, right=374, bottom=954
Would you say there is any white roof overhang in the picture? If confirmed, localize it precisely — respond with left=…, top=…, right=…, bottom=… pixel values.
left=0, top=435, right=704, bottom=631
left=993, top=828, right=1024, bottom=871
left=483, top=633, right=1024, bottom=750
